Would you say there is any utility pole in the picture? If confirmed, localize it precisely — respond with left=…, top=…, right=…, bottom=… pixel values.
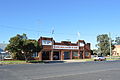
left=109, top=32, right=112, bottom=59
left=51, top=27, right=54, bottom=61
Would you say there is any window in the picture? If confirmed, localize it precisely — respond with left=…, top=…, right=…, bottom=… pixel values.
left=85, top=52, right=89, bottom=56
left=73, top=51, right=78, bottom=56
left=32, top=52, right=38, bottom=57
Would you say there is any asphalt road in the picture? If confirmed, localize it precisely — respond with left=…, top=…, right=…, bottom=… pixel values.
left=0, top=61, right=120, bottom=80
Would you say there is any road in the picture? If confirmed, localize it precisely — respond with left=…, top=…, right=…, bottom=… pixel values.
left=0, top=61, right=120, bottom=80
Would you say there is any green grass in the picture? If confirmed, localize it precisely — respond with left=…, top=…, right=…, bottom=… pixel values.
left=0, top=60, right=26, bottom=65
left=73, top=58, right=120, bottom=61
left=0, top=60, right=25, bottom=62
left=106, top=58, right=120, bottom=60
left=27, top=60, right=44, bottom=63
left=73, top=59, right=94, bottom=61
left=84, top=59, right=94, bottom=61
left=0, top=60, right=44, bottom=64
left=105, top=56, right=120, bottom=60
left=111, top=56, right=120, bottom=57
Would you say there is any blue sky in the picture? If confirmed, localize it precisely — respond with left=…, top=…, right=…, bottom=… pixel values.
left=0, top=0, right=120, bottom=49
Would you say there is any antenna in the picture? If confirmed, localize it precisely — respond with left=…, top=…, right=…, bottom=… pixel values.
left=51, top=27, right=54, bottom=36
left=66, top=39, right=70, bottom=41
left=77, top=32, right=80, bottom=40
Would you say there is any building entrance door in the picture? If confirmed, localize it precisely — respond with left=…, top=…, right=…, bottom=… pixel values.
left=53, top=51, right=59, bottom=60
left=80, top=51, right=83, bottom=59
left=42, top=51, right=50, bottom=60
left=64, top=52, right=70, bottom=59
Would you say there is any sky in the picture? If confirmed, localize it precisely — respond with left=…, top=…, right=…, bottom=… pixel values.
left=0, top=0, right=120, bottom=49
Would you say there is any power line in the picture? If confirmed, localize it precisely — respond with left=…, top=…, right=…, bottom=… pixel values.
left=0, top=25, right=74, bottom=35
left=0, top=25, right=49, bottom=33
left=0, top=24, right=96, bottom=37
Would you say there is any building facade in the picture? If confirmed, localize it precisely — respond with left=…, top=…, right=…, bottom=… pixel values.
left=38, top=37, right=91, bottom=61
left=112, top=45, right=120, bottom=56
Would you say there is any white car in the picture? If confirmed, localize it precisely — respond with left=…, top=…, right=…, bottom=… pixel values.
left=94, top=56, right=106, bottom=61
left=4, top=55, right=13, bottom=59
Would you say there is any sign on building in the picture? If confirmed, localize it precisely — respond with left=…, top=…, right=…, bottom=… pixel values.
left=53, top=45, right=79, bottom=50
left=80, top=43, right=84, bottom=46
left=42, top=40, right=52, bottom=45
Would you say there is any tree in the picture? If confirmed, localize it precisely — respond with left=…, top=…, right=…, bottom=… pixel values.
left=92, top=49, right=98, bottom=55
left=115, top=37, right=120, bottom=45
left=5, top=34, right=41, bottom=61
left=96, top=34, right=114, bottom=56
left=21, top=39, right=41, bottom=61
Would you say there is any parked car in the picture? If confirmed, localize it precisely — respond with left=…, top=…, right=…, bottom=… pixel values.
left=94, top=56, right=106, bottom=61
left=4, top=55, right=13, bottom=59
left=0, top=51, right=12, bottom=60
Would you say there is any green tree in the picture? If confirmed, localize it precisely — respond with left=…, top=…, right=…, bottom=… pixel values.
left=115, top=37, right=120, bottom=45
left=92, top=49, right=98, bottom=55
left=96, top=34, right=114, bottom=56
left=5, top=34, right=41, bottom=61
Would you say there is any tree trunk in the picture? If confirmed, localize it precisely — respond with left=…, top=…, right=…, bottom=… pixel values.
left=24, top=53, right=28, bottom=62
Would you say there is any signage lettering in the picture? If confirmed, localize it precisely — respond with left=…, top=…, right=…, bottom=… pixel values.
left=53, top=45, right=79, bottom=50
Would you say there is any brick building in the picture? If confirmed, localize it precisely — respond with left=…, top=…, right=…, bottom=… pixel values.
left=38, top=37, right=91, bottom=61
left=112, top=45, right=120, bottom=56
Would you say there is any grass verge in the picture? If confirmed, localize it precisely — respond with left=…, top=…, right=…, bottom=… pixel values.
left=0, top=60, right=43, bottom=65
